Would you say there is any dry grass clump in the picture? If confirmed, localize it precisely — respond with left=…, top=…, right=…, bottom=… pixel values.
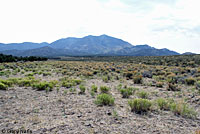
left=128, top=98, right=152, bottom=114
left=95, top=93, right=115, bottom=106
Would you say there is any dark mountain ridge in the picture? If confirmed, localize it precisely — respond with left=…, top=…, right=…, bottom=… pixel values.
left=0, top=35, right=180, bottom=57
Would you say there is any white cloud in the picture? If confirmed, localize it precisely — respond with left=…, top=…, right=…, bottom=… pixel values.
left=0, top=0, right=199, bottom=53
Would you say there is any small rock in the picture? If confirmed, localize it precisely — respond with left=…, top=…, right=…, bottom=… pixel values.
left=100, top=120, right=106, bottom=124
left=106, top=111, right=112, bottom=116
left=77, top=114, right=82, bottom=118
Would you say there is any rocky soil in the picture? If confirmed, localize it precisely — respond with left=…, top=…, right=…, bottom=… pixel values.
left=0, top=78, right=200, bottom=134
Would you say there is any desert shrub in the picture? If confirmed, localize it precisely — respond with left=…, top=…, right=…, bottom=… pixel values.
left=167, top=74, right=178, bottom=84
left=25, top=73, right=34, bottom=77
left=156, top=82, right=164, bottom=88
left=0, top=79, right=13, bottom=87
left=62, top=82, right=73, bottom=88
left=17, top=77, right=39, bottom=87
left=7, top=78, right=19, bottom=85
left=120, top=88, right=133, bottom=98
left=102, top=75, right=109, bottom=82
left=90, top=91, right=95, bottom=97
left=42, top=72, right=51, bottom=76
left=95, top=93, right=114, bottom=106
left=72, top=79, right=82, bottom=85
left=0, top=71, right=5, bottom=76
left=170, top=101, right=197, bottom=119
left=100, top=86, right=110, bottom=93
left=137, top=91, right=149, bottom=99
left=56, top=87, right=60, bottom=93
left=123, top=71, right=133, bottom=79
left=49, top=80, right=58, bottom=87
left=128, top=98, right=152, bottom=113
left=142, top=71, right=152, bottom=78
left=185, top=77, right=196, bottom=85
left=156, top=98, right=169, bottom=110
left=69, top=88, right=76, bottom=93
left=0, top=82, right=8, bottom=90
left=93, top=70, right=98, bottom=75
left=91, top=85, right=98, bottom=92
left=196, top=81, right=200, bottom=90
left=83, top=71, right=93, bottom=77
left=133, top=75, right=143, bottom=84
left=167, top=83, right=180, bottom=91
left=18, top=79, right=32, bottom=87
left=32, top=82, right=53, bottom=91
left=116, top=84, right=123, bottom=91
left=62, top=79, right=82, bottom=88
left=79, top=85, right=86, bottom=94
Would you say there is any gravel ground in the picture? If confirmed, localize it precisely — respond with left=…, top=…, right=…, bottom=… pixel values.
left=0, top=79, right=200, bottom=134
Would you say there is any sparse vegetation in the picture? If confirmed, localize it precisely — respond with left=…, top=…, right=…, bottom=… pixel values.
left=167, top=83, right=180, bottom=91
left=95, top=93, right=115, bottom=106
left=170, top=101, right=197, bottom=119
left=100, top=86, right=110, bottom=93
left=185, top=77, right=196, bottom=85
left=0, top=82, right=8, bottom=90
left=137, top=91, right=149, bottom=99
left=133, top=75, right=143, bottom=84
left=91, top=85, right=98, bottom=92
left=0, top=55, right=200, bottom=133
left=128, top=98, right=152, bottom=114
left=156, top=82, right=164, bottom=88
left=120, top=87, right=134, bottom=98
left=156, top=98, right=170, bottom=110
left=79, top=85, right=86, bottom=94
left=32, top=81, right=53, bottom=91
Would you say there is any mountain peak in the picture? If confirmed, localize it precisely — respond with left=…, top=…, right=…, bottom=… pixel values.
left=0, top=34, right=181, bottom=57
left=100, top=34, right=109, bottom=37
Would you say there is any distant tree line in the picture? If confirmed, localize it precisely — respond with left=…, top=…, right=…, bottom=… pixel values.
left=0, top=54, right=48, bottom=63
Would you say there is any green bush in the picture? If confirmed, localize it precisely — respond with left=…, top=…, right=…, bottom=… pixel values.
left=79, top=85, right=86, bottom=94
left=32, top=82, right=53, bottom=91
left=116, top=84, right=122, bottom=91
left=69, top=88, right=76, bottom=93
left=120, top=88, right=133, bottom=98
left=128, top=98, right=152, bottom=113
left=42, top=72, right=51, bottom=76
left=133, top=75, right=143, bottom=84
left=7, top=78, right=19, bottom=85
left=123, top=72, right=133, bottom=79
left=102, top=76, right=109, bottom=83
left=195, top=81, right=200, bottom=90
left=137, top=91, right=149, bottom=99
left=0, top=79, right=13, bottom=87
left=90, top=91, right=95, bottom=97
left=25, top=73, right=34, bottom=77
left=72, top=79, right=82, bottom=85
left=185, top=77, right=196, bottom=85
left=49, top=80, right=58, bottom=87
left=91, top=85, right=98, bottom=92
left=156, top=98, right=169, bottom=110
left=167, top=83, right=180, bottom=91
left=100, top=86, right=110, bottom=93
left=0, top=82, right=8, bottom=90
left=17, top=77, right=39, bottom=87
left=170, top=101, right=197, bottom=119
left=95, top=93, right=114, bottom=106
left=156, top=82, right=164, bottom=88
left=62, top=79, right=82, bottom=88
left=62, top=82, right=73, bottom=88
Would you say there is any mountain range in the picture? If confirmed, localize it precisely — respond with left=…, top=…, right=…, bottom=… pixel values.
left=0, top=34, right=181, bottom=57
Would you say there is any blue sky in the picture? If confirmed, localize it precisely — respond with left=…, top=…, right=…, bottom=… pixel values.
left=0, top=0, right=199, bottom=53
